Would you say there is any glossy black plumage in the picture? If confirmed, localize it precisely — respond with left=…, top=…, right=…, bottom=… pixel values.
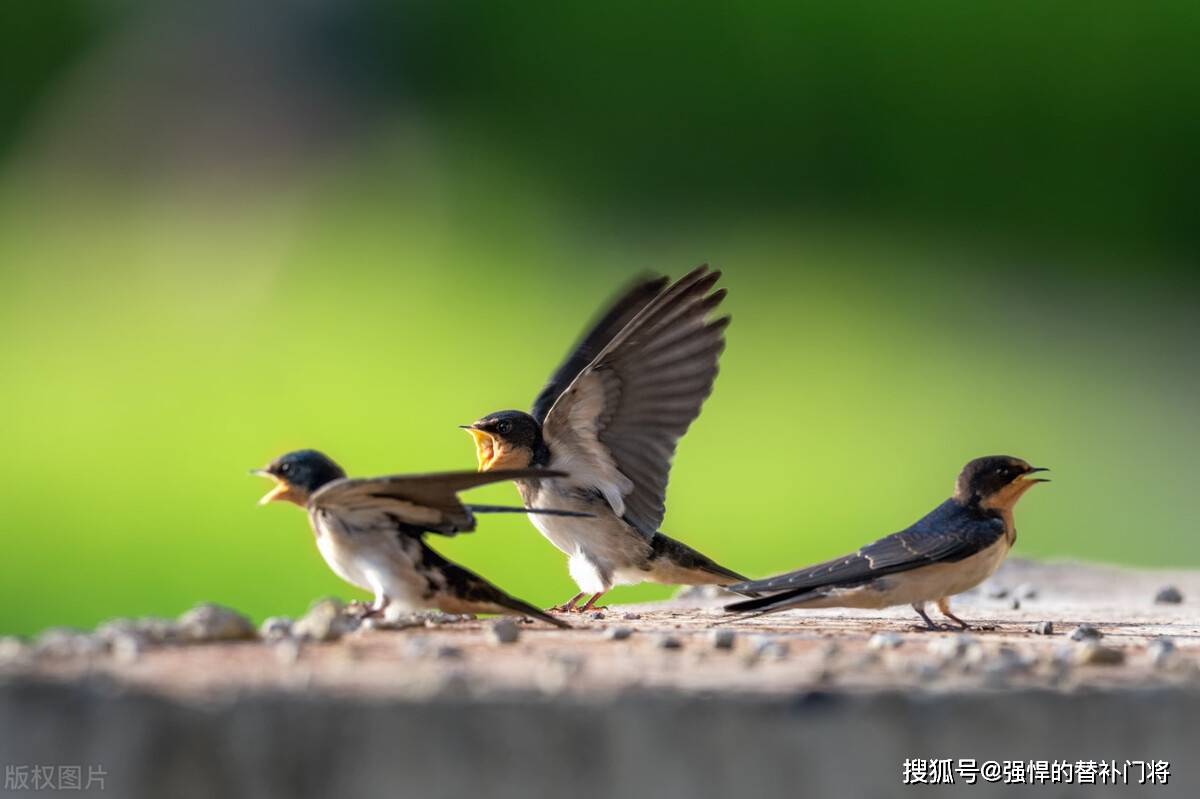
left=725, top=500, right=1006, bottom=613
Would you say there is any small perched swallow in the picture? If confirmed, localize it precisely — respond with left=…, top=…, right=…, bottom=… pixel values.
left=463, top=266, right=750, bottom=612
left=253, top=449, right=584, bottom=628
left=725, top=456, right=1049, bottom=630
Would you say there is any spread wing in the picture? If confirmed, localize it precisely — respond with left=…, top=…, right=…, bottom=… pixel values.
left=727, top=501, right=1005, bottom=602
left=309, top=468, right=566, bottom=536
left=531, top=273, right=669, bottom=424
left=540, top=265, right=728, bottom=537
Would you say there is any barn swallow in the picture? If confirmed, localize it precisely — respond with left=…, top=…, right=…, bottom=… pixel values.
left=725, top=456, right=1049, bottom=630
left=252, top=449, right=587, bottom=628
left=462, top=266, right=751, bottom=612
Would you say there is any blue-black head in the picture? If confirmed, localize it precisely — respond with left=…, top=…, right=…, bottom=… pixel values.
left=461, top=410, right=546, bottom=470
left=955, top=455, right=1049, bottom=510
left=252, top=449, right=347, bottom=506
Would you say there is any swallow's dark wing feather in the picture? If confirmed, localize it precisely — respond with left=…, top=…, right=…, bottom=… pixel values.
left=541, top=266, right=728, bottom=538
left=417, top=541, right=571, bottom=628
left=309, top=468, right=568, bottom=536
left=725, top=501, right=1005, bottom=612
left=531, top=274, right=669, bottom=424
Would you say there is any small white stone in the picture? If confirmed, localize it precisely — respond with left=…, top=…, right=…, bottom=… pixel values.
left=709, top=629, right=737, bottom=650
left=488, top=618, right=521, bottom=645
left=868, top=632, right=904, bottom=651
left=927, top=634, right=978, bottom=661
left=259, top=616, right=293, bottom=640
left=1074, top=640, right=1125, bottom=666
left=751, top=636, right=790, bottom=660
left=178, top=604, right=257, bottom=642
left=1147, top=637, right=1176, bottom=669
left=1069, top=624, right=1103, bottom=642
left=605, top=626, right=634, bottom=641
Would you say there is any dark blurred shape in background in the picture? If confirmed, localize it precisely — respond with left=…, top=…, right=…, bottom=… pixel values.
left=4, top=1, right=1199, bottom=262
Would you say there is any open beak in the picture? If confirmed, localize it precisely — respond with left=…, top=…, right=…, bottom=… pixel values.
left=1024, top=466, right=1051, bottom=484
left=251, top=468, right=293, bottom=505
left=460, top=424, right=496, bottom=472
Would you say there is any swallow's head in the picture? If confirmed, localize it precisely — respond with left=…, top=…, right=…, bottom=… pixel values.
left=956, top=455, right=1049, bottom=510
left=251, top=449, right=346, bottom=506
left=461, top=410, right=541, bottom=471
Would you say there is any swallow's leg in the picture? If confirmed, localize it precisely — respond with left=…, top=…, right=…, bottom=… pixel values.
left=936, top=597, right=971, bottom=630
left=911, top=603, right=941, bottom=631
left=350, top=601, right=387, bottom=619
left=578, top=591, right=608, bottom=612
left=548, top=592, right=585, bottom=613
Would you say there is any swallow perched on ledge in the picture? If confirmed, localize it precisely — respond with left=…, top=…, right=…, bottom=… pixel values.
left=253, top=449, right=583, bottom=628
left=725, top=456, right=1049, bottom=630
left=463, top=266, right=751, bottom=612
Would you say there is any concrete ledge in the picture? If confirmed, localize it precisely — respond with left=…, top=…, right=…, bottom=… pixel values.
left=1, top=560, right=1197, bottom=797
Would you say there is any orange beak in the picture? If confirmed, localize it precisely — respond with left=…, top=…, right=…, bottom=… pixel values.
left=460, top=425, right=498, bottom=471
left=251, top=469, right=300, bottom=506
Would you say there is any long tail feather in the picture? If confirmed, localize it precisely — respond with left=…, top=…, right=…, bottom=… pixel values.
left=724, top=586, right=813, bottom=615
left=465, top=503, right=593, bottom=518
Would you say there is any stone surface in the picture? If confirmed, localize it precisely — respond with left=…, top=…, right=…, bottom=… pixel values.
left=1, top=559, right=1199, bottom=798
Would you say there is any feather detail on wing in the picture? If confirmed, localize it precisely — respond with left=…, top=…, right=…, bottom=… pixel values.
left=540, top=265, right=728, bottom=537
left=531, top=273, right=670, bottom=424
left=309, top=468, right=567, bottom=536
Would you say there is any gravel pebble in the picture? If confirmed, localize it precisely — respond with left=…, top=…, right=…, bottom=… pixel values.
left=488, top=618, right=521, bottom=645
left=178, top=604, right=257, bottom=642
left=35, top=628, right=107, bottom=658
left=1147, top=637, right=1176, bottom=668
left=1069, top=624, right=1103, bottom=642
left=985, top=585, right=1010, bottom=599
left=622, top=613, right=642, bottom=621
left=588, top=611, right=605, bottom=620
left=131, top=617, right=184, bottom=645
left=751, top=636, right=790, bottom=660
left=0, top=636, right=29, bottom=663
left=1074, top=640, right=1125, bottom=666
left=293, top=598, right=355, bottom=642
left=1154, top=586, right=1184, bottom=605
left=109, top=633, right=145, bottom=664
left=996, top=645, right=1036, bottom=673
left=380, top=604, right=433, bottom=628
left=605, top=626, right=634, bottom=641
left=259, top=616, right=293, bottom=640
left=1014, top=583, right=1039, bottom=600
left=709, top=629, right=737, bottom=650
left=927, top=634, right=978, bottom=661
left=1031, top=621, right=1054, bottom=635
left=657, top=635, right=684, bottom=650
left=1009, top=598, right=1021, bottom=610
left=435, top=645, right=464, bottom=660
left=868, top=632, right=904, bottom=650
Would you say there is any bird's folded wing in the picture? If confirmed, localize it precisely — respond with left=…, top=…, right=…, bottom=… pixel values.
left=531, top=273, right=669, bottom=424
left=729, top=509, right=1006, bottom=595
left=310, top=468, right=566, bottom=536
left=540, top=265, right=728, bottom=537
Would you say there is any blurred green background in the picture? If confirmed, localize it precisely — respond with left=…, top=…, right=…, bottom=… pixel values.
left=1, top=2, right=1197, bottom=636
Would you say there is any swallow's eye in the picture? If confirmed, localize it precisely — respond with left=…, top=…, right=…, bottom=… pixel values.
left=496, top=420, right=512, bottom=435
left=279, top=463, right=291, bottom=474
